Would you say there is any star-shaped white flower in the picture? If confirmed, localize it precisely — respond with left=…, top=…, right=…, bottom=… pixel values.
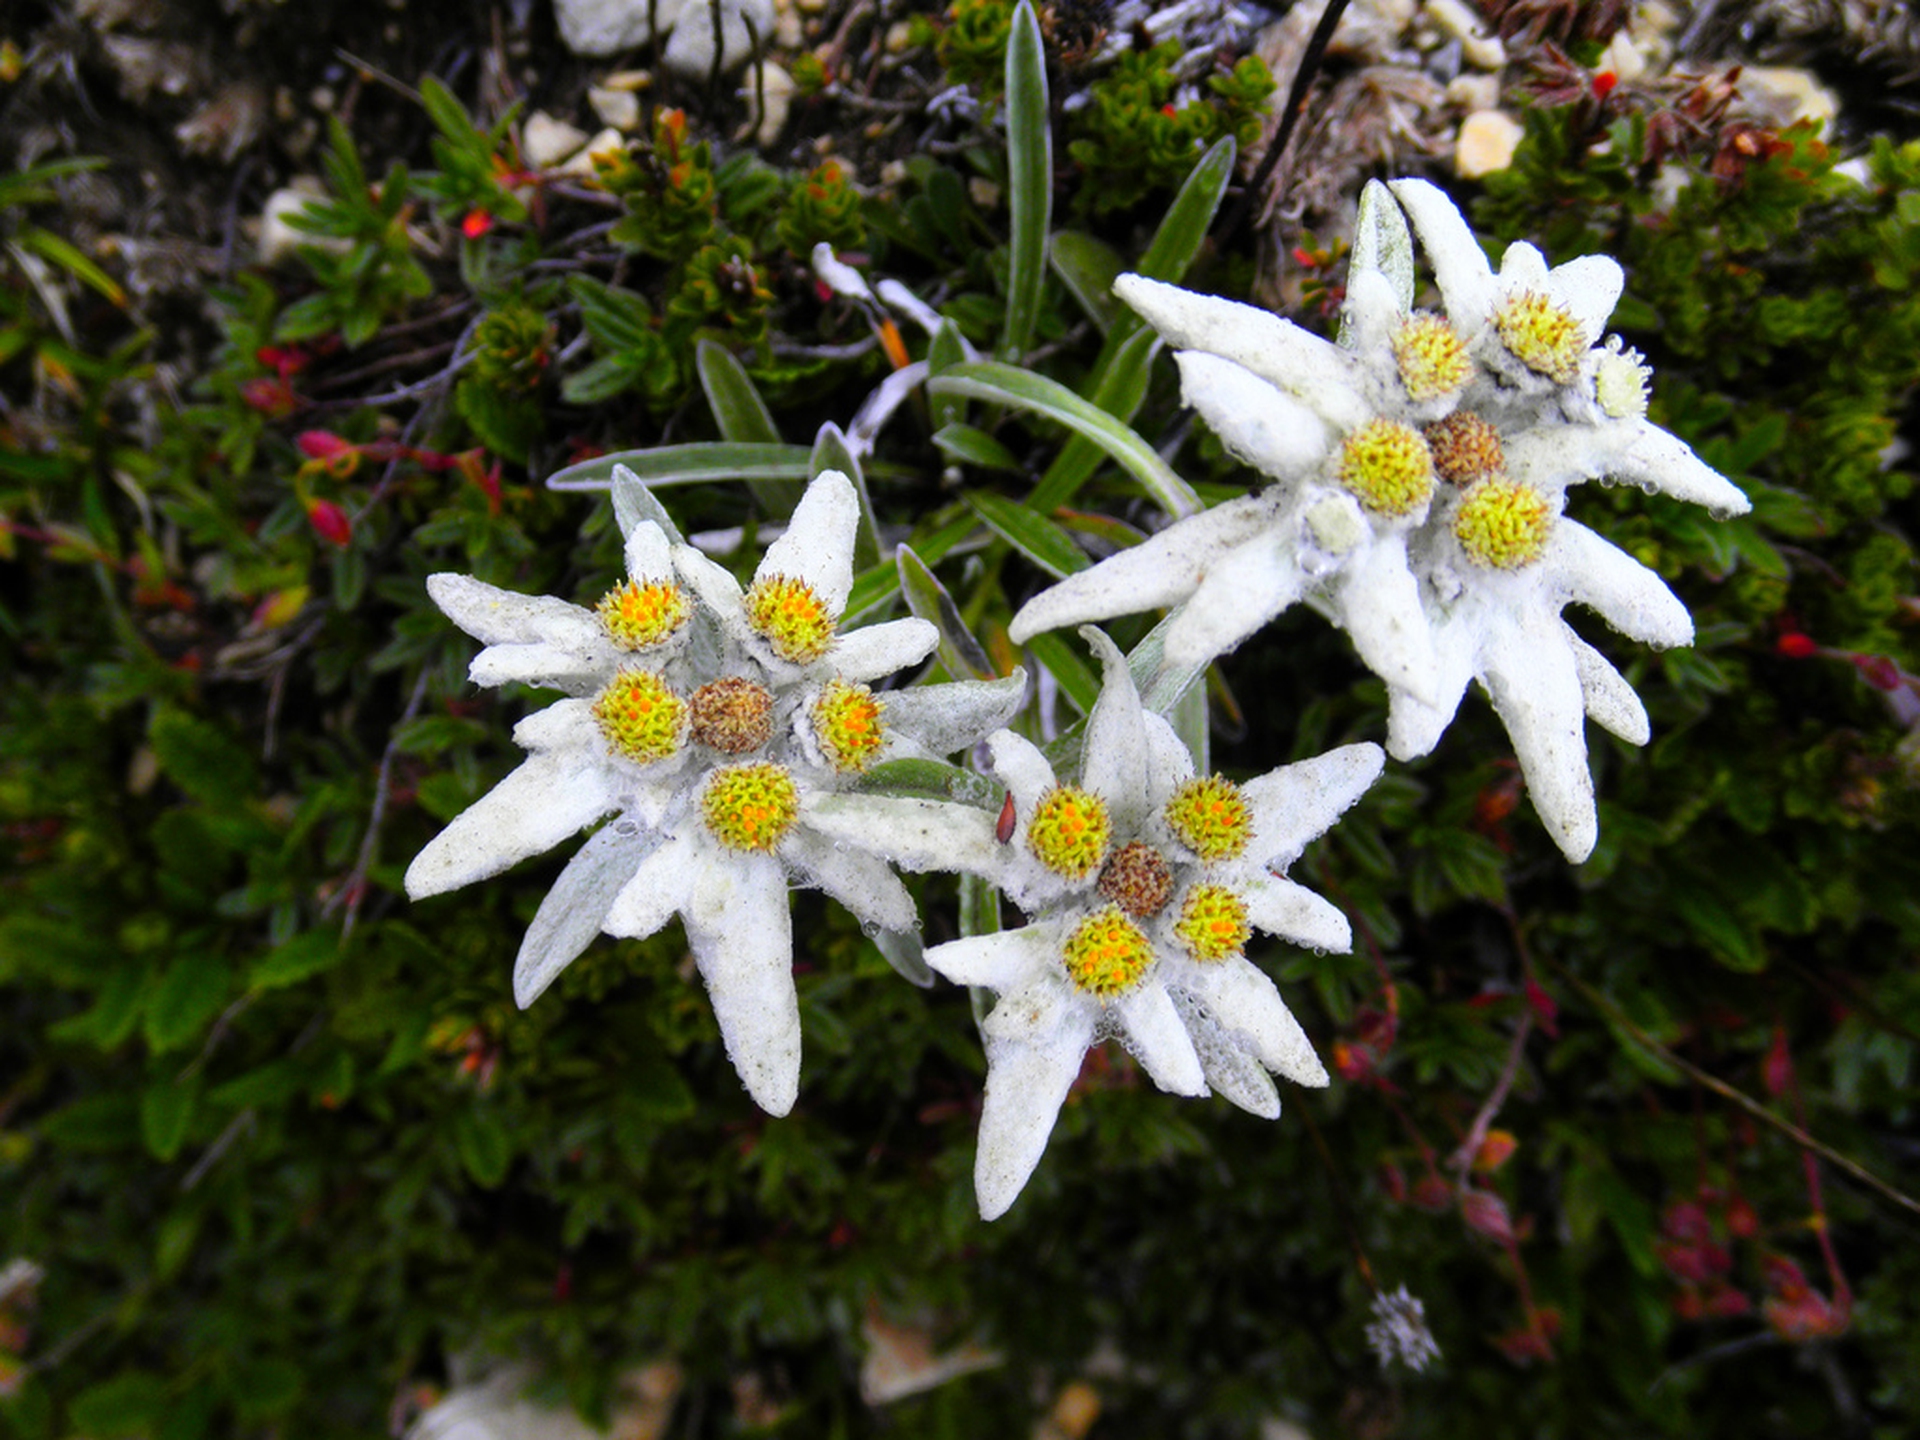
left=1009, top=187, right=1450, bottom=701
left=1014, top=179, right=1751, bottom=862
left=1367, top=179, right=1751, bottom=861
left=811, top=629, right=1382, bottom=1218
left=405, top=467, right=1025, bottom=1114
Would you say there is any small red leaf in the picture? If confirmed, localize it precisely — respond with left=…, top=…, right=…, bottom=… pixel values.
left=1460, top=1189, right=1514, bottom=1244
left=1763, top=1025, right=1793, bottom=1097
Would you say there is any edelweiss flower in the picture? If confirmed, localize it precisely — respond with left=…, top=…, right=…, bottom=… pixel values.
left=1012, top=179, right=1750, bottom=861
left=1009, top=180, right=1458, bottom=698
left=406, top=467, right=1024, bottom=1114
left=811, top=629, right=1382, bottom=1218
left=1371, top=178, right=1751, bottom=862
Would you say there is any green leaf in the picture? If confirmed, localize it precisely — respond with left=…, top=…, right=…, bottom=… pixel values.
left=873, top=928, right=935, bottom=987
left=1001, top=0, right=1052, bottom=360
left=1672, top=886, right=1766, bottom=971
left=1050, top=231, right=1125, bottom=333
left=1432, top=830, right=1509, bottom=905
left=929, top=362, right=1201, bottom=518
left=1135, top=136, right=1236, bottom=285
left=896, top=544, right=994, bottom=681
left=965, top=490, right=1089, bottom=578
left=46, top=961, right=148, bottom=1049
left=612, top=463, right=686, bottom=546
left=546, top=442, right=813, bottom=492
left=928, top=320, right=969, bottom=429
left=1021, top=629, right=1100, bottom=715
left=568, top=274, right=655, bottom=350
left=697, top=340, right=780, bottom=443
left=856, top=757, right=999, bottom=806
left=842, top=562, right=901, bottom=626
left=230, top=1359, right=304, bottom=1422
left=140, top=1079, right=197, bottom=1161
left=696, top=340, right=793, bottom=519
left=960, top=872, right=1001, bottom=942
left=932, top=423, right=1023, bottom=473
left=248, top=930, right=343, bottom=991
left=69, top=1372, right=166, bottom=1438
left=150, top=707, right=257, bottom=807
left=37, top=1093, right=139, bottom=1151
left=560, top=351, right=642, bottom=406
left=626, top=1048, right=696, bottom=1120
left=419, top=75, right=480, bottom=148
left=455, top=1105, right=513, bottom=1187
left=1343, top=179, right=1415, bottom=344
left=144, top=952, right=232, bottom=1053
left=391, top=714, right=488, bottom=756
left=1029, top=323, right=1161, bottom=512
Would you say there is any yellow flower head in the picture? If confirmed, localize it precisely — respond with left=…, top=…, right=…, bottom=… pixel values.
left=1061, top=906, right=1154, bottom=998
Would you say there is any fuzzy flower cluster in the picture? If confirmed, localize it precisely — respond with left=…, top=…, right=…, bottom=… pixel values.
left=406, top=468, right=1024, bottom=1115
left=1010, top=179, right=1751, bottom=861
left=811, top=630, right=1382, bottom=1218
left=409, top=466, right=1383, bottom=1217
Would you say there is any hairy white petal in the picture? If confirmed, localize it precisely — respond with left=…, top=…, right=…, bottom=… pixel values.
left=986, top=730, right=1058, bottom=818
left=623, top=518, right=678, bottom=587
left=974, top=986, right=1095, bottom=1219
left=803, top=793, right=1002, bottom=876
left=1481, top=609, right=1598, bottom=862
left=1563, top=624, right=1651, bottom=745
left=831, top=618, right=939, bottom=682
left=879, top=671, right=1026, bottom=755
left=602, top=830, right=702, bottom=942
left=427, top=573, right=594, bottom=648
left=1116, top=983, right=1208, bottom=1096
left=1388, top=178, right=1497, bottom=334
left=1119, top=273, right=1367, bottom=430
left=470, top=637, right=622, bottom=694
left=1079, top=628, right=1150, bottom=829
left=683, top=847, right=803, bottom=1115
left=926, top=925, right=1056, bottom=990
left=1175, top=993, right=1282, bottom=1117
left=1545, top=253, right=1624, bottom=343
left=405, top=752, right=619, bottom=899
left=1239, top=872, right=1353, bottom=954
left=1009, top=491, right=1285, bottom=644
left=1164, top=529, right=1311, bottom=669
left=1193, top=957, right=1329, bottom=1087
left=515, top=821, right=664, bottom=1007
left=1334, top=535, right=1439, bottom=704
left=783, top=825, right=917, bottom=932
left=1241, top=742, right=1386, bottom=870
left=1549, top=522, right=1694, bottom=648
left=1175, top=352, right=1343, bottom=479
left=760, top=469, right=859, bottom=613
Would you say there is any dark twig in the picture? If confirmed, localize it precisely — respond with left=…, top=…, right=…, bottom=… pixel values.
left=1547, top=956, right=1920, bottom=1219
left=334, top=664, right=434, bottom=943
left=1220, top=0, right=1352, bottom=246
left=1449, top=1011, right=1534, bottom=1175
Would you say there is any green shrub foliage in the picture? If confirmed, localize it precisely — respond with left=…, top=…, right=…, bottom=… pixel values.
left=4, top=26, right=1920, bottom=1440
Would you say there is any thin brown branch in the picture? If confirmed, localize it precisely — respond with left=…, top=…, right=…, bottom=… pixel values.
left=1449, top=1010, right=1534, bottom=1176
left=1546, top=956, right=1920, bottom=1220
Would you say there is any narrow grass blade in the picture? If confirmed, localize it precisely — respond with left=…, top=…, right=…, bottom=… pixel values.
left=696, top=339, right=793, bottom=517
left=929, top=361, right=1201, bottom=518
left=965, top=491, right=1089, bottom=578
left=1002, top=0, right=1051, bottom=361
left=897, top=543, right=995, bottom=681
left=546, top=443, right=812, bottom=491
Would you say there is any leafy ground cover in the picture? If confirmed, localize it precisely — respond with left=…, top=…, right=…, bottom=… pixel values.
left=3, top=0, right=1919, bottom=1436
